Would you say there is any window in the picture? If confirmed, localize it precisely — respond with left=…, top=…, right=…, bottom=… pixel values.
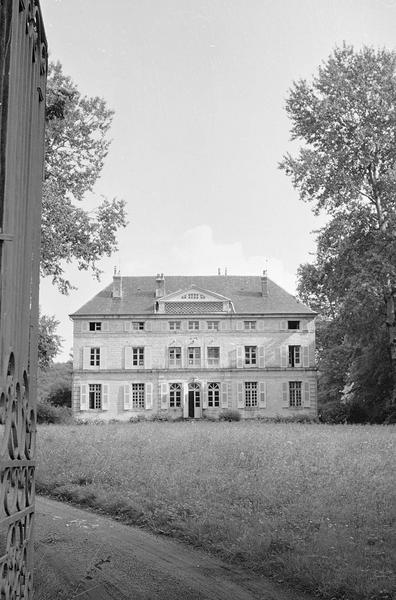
left=132, top=383, right=145, bottom=409
left=288, top=320, right=300, bottom=330
left=188, top=347, right=201, bottom=366
left=289, top=382, right=302, bottom=407
left=207, top=321, right=219, bottom=331
left=132, top=347, right=144, bottom=367
left=244, top=320, right=256, bottom=330
left=188, top=320, right=199, bottom=330
left=207, top=347, right=220, bottom=366
left=169, top=347, right=182, bottom=367
left=208, top=382, right=220, bottom=407
left=169, top=383, right=182, bottom=408
left=169, top=321, right=181, bottom=331
left=245, top=382, right=258, bottom=407
left=288, top=345, right=301, bottom=367
left=89, top=384, right=102, bottom=409
left=244, top=346, right=257, bottom=366
left=132, top=321, right=145, bottom=331
left=90, top=347, right=100, bottom=367
left=89, top=322, right=102, bottom=331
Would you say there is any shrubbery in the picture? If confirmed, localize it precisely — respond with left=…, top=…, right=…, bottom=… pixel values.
left=219, top=409, right=241, bottom=421
left=36, top=400, right=72, bottom=424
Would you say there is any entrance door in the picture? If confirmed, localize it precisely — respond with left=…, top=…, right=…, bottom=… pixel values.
left=188, top=383, right=200, bottom=418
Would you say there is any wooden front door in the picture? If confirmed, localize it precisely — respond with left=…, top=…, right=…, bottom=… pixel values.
left=188, top=383, right=200, bottom=418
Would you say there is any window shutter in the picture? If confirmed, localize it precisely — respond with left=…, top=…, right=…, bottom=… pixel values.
left=236, top=346, right=244, bottom=369
left=280, top=346, right=287, bottom=368
left=308, top=341, right=315, bottom=366
left=220, top=320, right=228, bottom=331
left=124, top=321, right=131, bottom=333
left=81, top=321, right=89, bottom=333
left=83, top=347, right=91, bottom=370
left=221, top=382, right=228, bottom=408
left=303, top=346, right=309, bottom=367
left=102, top=321, right=109, bottom=332
left=258, top=320, right=265, bottom=331
left=181, top=320, right=188, bottom=331
left=236, top=320, right=243, bottom=331
left=145, top=321, right=151, bottom=332
left=124, top=346, right=132, bottom=369
left=258, top=346, right=265, bottom=368
left=80, top=385, right=88, bottom=410
left=237, top=382, right=244, bottom=408
left=100, top=347, right=107, bottom=369
left=124, top=384, right=132, bottom=410
left=280, top=320, right=287, bottom=331
left=160, top=382, right=168, bottom=409
left=303, top=381, right=311, bottom=407
left=161, top=321, right=168, bottom=332
left=145, top=347, right=152, bottom=369
left=309, top=381, right=317, bottom=408
left=259, top=382, right=267, bottom=408
left=102, top=384, right=109, bottom=410
left=182, top=382, right=188, bottom=416
left=202, top=383, right=208, bottom=409
left=145, top=383, right=153, bottom=410
left=282, top=382, right=289, bottom=407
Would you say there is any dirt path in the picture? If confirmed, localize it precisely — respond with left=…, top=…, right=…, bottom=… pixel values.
left=34, top=496, right=312, bottom=600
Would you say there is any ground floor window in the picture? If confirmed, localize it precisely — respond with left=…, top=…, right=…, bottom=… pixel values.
left=132, top=383, right=145, bottom=409
left=208, top=382, right=220, bottom=407
left=169, top=383, right=182, bottom=407
left=89, top=384, right=102, bottom=409
left=245, top=382, right=258, bottom=407
left=289, top=381, right=302, bottom=407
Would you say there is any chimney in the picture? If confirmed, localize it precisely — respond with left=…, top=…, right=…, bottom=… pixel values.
left=261, top=270, right=268, bottom=297
left=113, top=267, right=122, bottom=298
left=155, top=273, right=165, bottom=298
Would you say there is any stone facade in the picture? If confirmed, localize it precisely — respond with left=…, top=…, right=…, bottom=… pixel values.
left=71, top=273, right=317, bottom=420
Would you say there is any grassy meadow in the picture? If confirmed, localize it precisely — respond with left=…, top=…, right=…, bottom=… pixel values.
left=36, top=421, right=395, bottom=600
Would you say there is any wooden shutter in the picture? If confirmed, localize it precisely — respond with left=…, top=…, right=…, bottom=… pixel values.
left=83, top=347, right=91, bottom=369
left=182, top=382, right=188, bottom=417
left=145, top=347, right=152, bottom=369
left=303, top=381, right=311, bottom=407
left=282, top=382, right=289, bottom=407
left=145, top=383, right=153, bottom=410
left=220, top=320, right=228, bottom=331
left=258, top=320, right=265, bottom=331
left=280, top=346, right=287, bottom=368
left=160, top=382, right=168, bottom=409
left=236, top=346, right=244, bottom=369
left=124, top=321, right=131, bottom=332
left=100, top=347, right=107, bottom=369
left=124, top=346, right=132, bottom=369
left=145, top=320, right=151, bottom=331
left=80, top=384, right=88, bottom=410
left=102, top=321, right=109, bottom=332
left=202, top=383, right=208, bottom=408
left=258, top=346, right=265, bottom=368
left=181, top=320, right=188, bottom=331
left=124, top=384, right=132, bottom=410
left=81, top=321, right=89, bottom=333
left=308, top=340, right=315, bottom=366
left=221, top=382, right=228, bottom=408
left=280, top=320, right=287, bottom=331
left=161, top=321, right=168, bottom=332
left=236, top=320, right=243, bottom=331
left=237, top=382, right=244, bottom=408
left=259, top=382, right=267, bottom=408
left=302, top=346, right=309, bottom=367
left=102, top=384, right=109, bottom=410
left=309, top=381, right=317, bottom=408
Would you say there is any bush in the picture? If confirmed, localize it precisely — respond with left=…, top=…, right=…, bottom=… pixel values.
left=219, top=409, right=241, bottom=422
left=37, top=400, right=72, bottom=424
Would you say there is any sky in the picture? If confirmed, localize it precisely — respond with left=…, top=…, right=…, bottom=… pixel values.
left=39, top=0, right=396, bottom=361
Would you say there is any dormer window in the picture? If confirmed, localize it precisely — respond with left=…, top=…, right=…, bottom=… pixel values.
left=188, top=321, right=199, bottom=330
left=288, top=321, right=300, bottom=330
left=244, top=320, right=256, bottom=330
left=89, top=322, right=102, bottom=331
left=132, top=321, right=145, bottom=331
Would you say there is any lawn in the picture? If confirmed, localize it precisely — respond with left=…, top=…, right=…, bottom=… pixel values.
left=36, top=421, right=395, bottom=600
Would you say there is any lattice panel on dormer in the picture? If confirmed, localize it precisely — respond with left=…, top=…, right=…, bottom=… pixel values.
left=165, top=301, right=223, bottom=314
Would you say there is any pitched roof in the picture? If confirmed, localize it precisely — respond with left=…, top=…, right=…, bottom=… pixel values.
left=71, top=275, right=314, bottom=317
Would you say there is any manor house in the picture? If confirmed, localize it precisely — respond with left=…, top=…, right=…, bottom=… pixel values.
left=70, top=272, right=317, bottom=420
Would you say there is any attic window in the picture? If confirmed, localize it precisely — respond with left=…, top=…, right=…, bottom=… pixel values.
left=89, top=322, right=102, bottom=331
left=288, top=320, right=300, bottom=330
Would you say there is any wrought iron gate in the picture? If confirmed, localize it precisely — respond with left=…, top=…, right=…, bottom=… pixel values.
left=0, top=0, right=47, bottom=596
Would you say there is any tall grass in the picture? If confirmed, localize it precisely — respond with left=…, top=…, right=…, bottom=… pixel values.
left=36, top=422, right=395, bottom=600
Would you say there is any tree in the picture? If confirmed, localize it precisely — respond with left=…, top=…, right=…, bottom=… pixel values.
left=38, top=314, right=63, bottom=370
left=280, top=44, right=396, bottom=409
left=42, top=62, right=127, bottom=294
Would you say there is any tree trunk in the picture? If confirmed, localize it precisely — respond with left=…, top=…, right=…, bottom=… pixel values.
left=386, top=293, right=396, bottom=404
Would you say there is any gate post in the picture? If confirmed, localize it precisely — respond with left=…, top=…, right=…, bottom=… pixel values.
left=0, top=0, right=47, bottom=596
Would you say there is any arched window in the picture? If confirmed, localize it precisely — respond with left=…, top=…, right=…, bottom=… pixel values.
left=208, top=382, right=220, bottom=407
left=169, top=383, right=182, bottom=408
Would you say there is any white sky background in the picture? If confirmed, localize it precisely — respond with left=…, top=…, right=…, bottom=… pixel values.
left=39, top=0, right=396, bottom=361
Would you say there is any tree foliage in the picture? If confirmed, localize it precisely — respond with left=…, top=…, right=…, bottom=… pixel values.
left=38, top=314, right=63, bottom=371
left=281, top=45, right=396, bottom=419
left=42, top=62, right=127, bottom=293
